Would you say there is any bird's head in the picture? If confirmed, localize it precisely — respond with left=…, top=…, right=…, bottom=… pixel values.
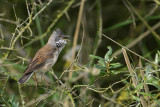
left=47, top=29, right=70, bottom=46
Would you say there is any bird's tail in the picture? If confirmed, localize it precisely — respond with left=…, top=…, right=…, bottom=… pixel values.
left=18, top=72, right=34, bottom=84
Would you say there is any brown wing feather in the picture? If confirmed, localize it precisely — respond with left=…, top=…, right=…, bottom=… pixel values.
left=24, top=44, right=56, bottom=74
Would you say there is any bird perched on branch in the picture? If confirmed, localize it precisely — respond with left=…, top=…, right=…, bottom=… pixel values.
left=18, top=29, right=69, bottom=84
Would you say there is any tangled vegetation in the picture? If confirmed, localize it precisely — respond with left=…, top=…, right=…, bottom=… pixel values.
left=0, top=0, right=160, bottom=106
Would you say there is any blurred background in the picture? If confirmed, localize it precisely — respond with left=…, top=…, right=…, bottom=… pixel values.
left=0, top=0, right=160, bottom=106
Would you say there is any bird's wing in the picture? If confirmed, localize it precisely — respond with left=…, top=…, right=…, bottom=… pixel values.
left=24, top=44, right=56, bottom=74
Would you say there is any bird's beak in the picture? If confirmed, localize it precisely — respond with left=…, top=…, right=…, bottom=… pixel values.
left=62, top=35, right=70, bottom=42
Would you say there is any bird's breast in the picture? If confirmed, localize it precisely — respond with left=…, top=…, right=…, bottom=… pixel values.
left=38, top=51, right=59, bottom=72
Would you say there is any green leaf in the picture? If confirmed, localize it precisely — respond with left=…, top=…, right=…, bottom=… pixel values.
left=103, top=15, right=160, bottom=33
left=157, top=50, right=160, bottom=56
left=107, top=46, right=112, bottom=56
left=90, top=55, right=106, bottom=62
left=110, top=70, right=118, bottom=74
left=110, top=63, right=122, bottom=69
left=146, top=83, right=160, bottom=90
left=104, top=55, right=109, bottom=61
left=138, top=92, right=155, bottom=97
left=134, top=83, right=143, bottom=91
left=136, top=103, right=141, bottom=107
left=109, top=57, right=114, bottom=62
left=132, top=95, right=140, bottom=101
left=98, top=60, right=106, bottom=67
left=9, top=95, right=15, bottom=103
left=94, top=64, right=106, bottom=70
left=90, top=55, right=103, bottom=60
left=155, top=53, right=159, bottom=64
left=145, top=66, right=150, bottom=77
left=104, top=46, right=112, bottom=60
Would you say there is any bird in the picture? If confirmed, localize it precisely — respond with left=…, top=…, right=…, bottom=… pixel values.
left=18, top=29, right=69, bottom=84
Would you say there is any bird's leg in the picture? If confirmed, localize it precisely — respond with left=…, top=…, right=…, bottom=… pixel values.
left=34, top=72, right=38, bottom=89
left=41, top=73, right=48, bottom=87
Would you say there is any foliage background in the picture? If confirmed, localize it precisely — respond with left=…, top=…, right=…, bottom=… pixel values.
left=0, top=0, right=160, bottom=106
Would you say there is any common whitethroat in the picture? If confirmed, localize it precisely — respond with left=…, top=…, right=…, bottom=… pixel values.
left=18, top=29, right=69, bottom=84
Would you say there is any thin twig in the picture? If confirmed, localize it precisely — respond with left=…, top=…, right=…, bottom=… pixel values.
left=18, top=83, right=25, bottom=107
left=125, top=0, right=160, bottom=40
left=70, top=0, right=85, bottom=78
left=0, top=18, right=18, bottom=25
left=20, top=0, right=75, bottom=50
left=139, top=59, right=151, bottom=107
left=0, top=11, right=33, bottom=64
left=0, top=77, right=9, bottom=107
left=59, top=24, right=85, bottom=80
left=25, top=89, right=57, bottom=106
left=32, top=0, right=53, bottom=20
left=122, top=48, right=147, bottom=107
left=101, top=33, right=160, bottom=68
left=113, top=21, right=160, bottom=57
left=25, top=0, right=31, bottom=16
left=89, top=0, right=102, bottom=67
left=50, top=69, right=84, bottom=105
left=122, top=0, right=136, bottom=28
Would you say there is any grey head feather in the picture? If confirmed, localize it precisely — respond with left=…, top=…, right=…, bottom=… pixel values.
left=47, top=29, right=67, bottom=51
left=47, top=29, right=63, bottom=46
